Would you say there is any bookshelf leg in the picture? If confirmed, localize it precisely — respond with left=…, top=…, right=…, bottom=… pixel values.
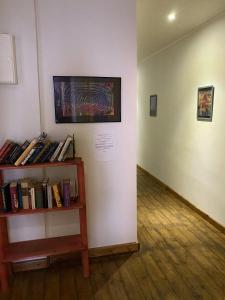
left=81, top=249, right=90, bottom=277
left=0, top=170, right=3, bottom=211
left=7, top=263, right=12, bottom=277
left=0, top=217, right=9, bottom=291
left=77, top=162, right=90, bottom=278
left=79, top=207, right=89, bottom=277
left=0, top=170, right=3, bottom=184
left=0, top=263, right=9, bottom=291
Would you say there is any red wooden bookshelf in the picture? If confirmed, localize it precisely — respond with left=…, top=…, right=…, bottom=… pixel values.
left=0, top=158, right=90, bottom=292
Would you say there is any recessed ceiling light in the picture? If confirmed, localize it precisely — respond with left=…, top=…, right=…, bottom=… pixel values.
left=167, top=12, right=176, bottom=22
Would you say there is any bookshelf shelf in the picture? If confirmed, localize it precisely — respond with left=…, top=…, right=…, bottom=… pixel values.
left=0, top=158, right=90, bottom=292
left=0, top=202, right=84, bottom=218
left=0, top=158, right=82, bottom=170
left=3, top=234, right=83, bottom=262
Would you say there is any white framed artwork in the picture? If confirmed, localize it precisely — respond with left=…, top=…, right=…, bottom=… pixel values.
left=0, top=34, right=17, bottom=84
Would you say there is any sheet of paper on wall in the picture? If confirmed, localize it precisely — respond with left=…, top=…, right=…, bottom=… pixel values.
left=94, top=132, right=115, bottom=161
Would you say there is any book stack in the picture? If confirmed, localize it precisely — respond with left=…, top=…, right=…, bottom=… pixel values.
left=0, top=133, right=75, bottom=166
left=1, top=178, right=73, bottom=212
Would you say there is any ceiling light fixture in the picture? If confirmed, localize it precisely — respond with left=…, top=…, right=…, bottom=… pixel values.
left=167, top=12, right=176, bottom=22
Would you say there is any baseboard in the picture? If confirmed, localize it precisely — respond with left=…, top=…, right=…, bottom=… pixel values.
left=89, top=242, right=140, bottom=258
left=13, top=242, right=140, bottom=272
left=137, top=165, right=225, bottom=235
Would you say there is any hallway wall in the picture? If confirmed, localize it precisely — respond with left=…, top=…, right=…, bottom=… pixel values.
left=138, top=14, right=225, bottom=226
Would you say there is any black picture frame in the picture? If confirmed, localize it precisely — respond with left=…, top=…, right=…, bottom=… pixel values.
left=150, top=94, right=157, bottom=117
left=197, top=86, right=214, bottom=122
left=53, top=76, right=121, bottom=123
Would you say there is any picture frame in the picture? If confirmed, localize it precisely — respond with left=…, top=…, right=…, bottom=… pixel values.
left=197, top=86, right=214, bottom=121
left=53, top=76, right=121, bottom=123
left=150, top=94, right=157, bottom=117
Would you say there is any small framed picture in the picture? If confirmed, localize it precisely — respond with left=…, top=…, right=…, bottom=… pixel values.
left=150, top=94, right=157, bottom=117
left=197, top=86, right=214, bottom=121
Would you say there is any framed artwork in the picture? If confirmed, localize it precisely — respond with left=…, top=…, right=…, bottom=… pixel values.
left=197, top=86, right=214, bottom=121
left=150, top=94, right=157, bottom=117
left=53, top=76, right=121, bottom=123
left=0, top=34, right=17, bottom=84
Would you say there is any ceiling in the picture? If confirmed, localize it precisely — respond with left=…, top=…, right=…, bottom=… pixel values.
left=137, top=0, right=225, bottom=61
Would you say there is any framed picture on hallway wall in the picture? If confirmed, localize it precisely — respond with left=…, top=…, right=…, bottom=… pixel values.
left=197, top=86, right=214, bottom=121
left=53, top=76, right=121, bottom=123
left=150, top=94, right=157, bottom=117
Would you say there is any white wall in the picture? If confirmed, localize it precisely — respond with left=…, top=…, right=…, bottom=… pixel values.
left=138, top=14, right=225, bottom=226
left=0, top=0, right=45, bottom=242
left=0, top=0, right=137, bottom=247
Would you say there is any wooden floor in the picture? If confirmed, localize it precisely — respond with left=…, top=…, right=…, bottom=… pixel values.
left=1, top=168, right=225, bottom=300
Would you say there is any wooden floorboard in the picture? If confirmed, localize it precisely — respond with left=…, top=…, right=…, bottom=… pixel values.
left=1, top=168, right=225, bottom=300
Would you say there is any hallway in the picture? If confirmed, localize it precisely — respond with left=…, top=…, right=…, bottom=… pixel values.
left=1, top=168, right=225, bottom=300
left=137, top=168, right=225, bottom=299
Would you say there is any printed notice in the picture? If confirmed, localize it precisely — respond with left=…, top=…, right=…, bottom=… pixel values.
left=94, top=132, right=115, bottom=161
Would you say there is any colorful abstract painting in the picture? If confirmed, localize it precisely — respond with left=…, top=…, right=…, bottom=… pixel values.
left=197, top=86, right=214, bottom=121
left=53, top=76, right=121, bottom=123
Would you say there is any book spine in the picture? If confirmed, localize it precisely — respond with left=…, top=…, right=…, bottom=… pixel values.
left=0, top=142, right=15, bottom=164
left=35, top=186, right=44, bottom=208
left=40, top=143, right=58, bottom=163
left=21, top=183, right=29, bottom=209
left=4, top=144, right=17, bottom=164
left=47, top=185, right=53, bottom=208
left=30, top=187, right=36, bottom=209
left=33, top=142, right=50, bottom=163
left=15, top=138, right=37, bottom=166
left=63, top=180, right=71, bottom=207
left=27, top=143, right=44, bottom=164
left=1, top=189, right=7, bottom=212
left=58, top=137, right=72, bottom=161
left=21, top=148, right=36, bottom=165
left=7, top=144, right=20, bottom=164
left=42, top=184, right=48, bottom=208
left=28, top=187, right=32, bottom=209
left=1, top=187, right=7, bottom=211
left=72, top=134, right=75, bottom=158
left=23, top=195, right=29, bottom=209
left=50, top=141, right=64, bottom=162
left=52, top=184, right=62, bottom=207
left=0, top=140, right=11, bottom=159
left=17, top=183, right=23, bottom=209
left=9, top=147, right=23, bottom=164
left=1, top=184, right=11, bottom=212
left=10, top=183, right=19, bottom=212
left=21, top=140, right=30, bottom=150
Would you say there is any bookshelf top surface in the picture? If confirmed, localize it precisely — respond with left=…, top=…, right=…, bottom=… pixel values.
left=0, top=158, right=82, bottom=170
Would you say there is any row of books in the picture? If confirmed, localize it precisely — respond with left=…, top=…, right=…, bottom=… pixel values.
left=0, top=132, right=75, bottom=166
left=0, top=178, right=74, bottom=212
